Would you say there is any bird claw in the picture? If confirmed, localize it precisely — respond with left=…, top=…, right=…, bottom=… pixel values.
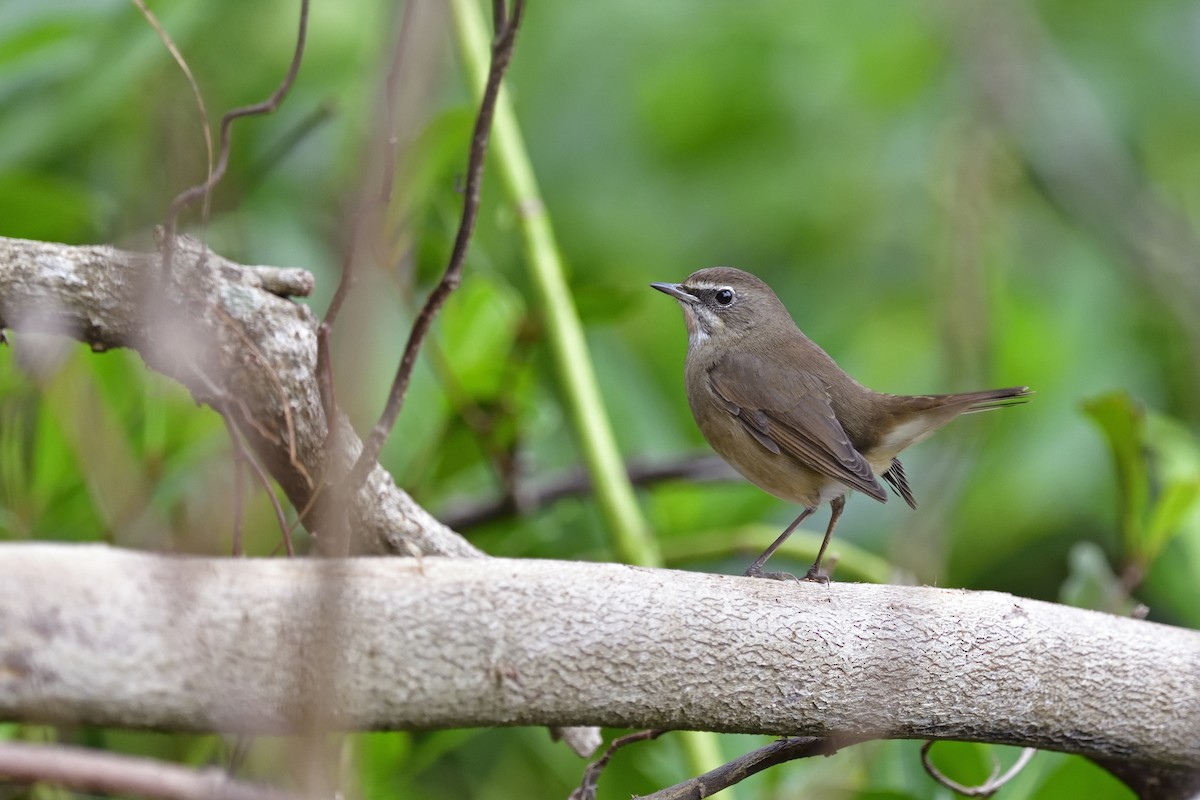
left=744, top=565, right=832, bottom=584
left=803, top=567, right=830, bottom=584
left=744, top=566, right=800, bottom=582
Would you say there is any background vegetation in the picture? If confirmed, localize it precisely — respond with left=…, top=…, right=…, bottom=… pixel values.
left=2, top=0, right=1199, bottom=797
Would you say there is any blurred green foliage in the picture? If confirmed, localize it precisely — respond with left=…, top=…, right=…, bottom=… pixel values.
left=2, top=0, right=1198, bottom=796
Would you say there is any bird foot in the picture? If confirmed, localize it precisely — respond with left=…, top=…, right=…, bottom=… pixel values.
left=743, top=566, right=800, bottom=582
left=803, top=566, right=830, bottom=584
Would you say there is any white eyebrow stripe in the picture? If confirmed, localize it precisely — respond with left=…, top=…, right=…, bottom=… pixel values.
left=686, top=282, right=732, bottom=292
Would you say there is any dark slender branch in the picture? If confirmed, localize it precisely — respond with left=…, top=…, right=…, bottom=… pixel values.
left=639, top=736, right=862, bottom=800
left=439, top=454, right=736, bottom=530
left=0, top=742, right=299, bottom=800
left=920, top=741, right=1036, bottom=797
left=572, top=731, right=863, bottom=800
left=161, top=0, right=311, bottom=276
left=341, top=0, right=526, bottom=499
left=570, top=729, right=666, bottom=800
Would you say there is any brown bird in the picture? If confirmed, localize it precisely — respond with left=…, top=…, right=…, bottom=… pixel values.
left=652, top=267, right=1031, bottom=581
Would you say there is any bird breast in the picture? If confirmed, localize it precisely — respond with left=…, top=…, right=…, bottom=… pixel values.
left=686, top=365, right=837, bottom=507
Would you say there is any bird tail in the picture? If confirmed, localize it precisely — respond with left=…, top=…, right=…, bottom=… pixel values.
left=953, top=386, right=1034, bottom=413
left=898, top=386, right=1032, bottom=414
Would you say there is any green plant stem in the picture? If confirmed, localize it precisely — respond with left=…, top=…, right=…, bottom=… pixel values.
left=449, top=0, right=660, bottom=568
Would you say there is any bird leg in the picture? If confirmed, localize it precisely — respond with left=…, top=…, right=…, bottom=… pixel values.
left=744, top=506, right=815, bottom=581
left=805, top=495, right=846, bottom=583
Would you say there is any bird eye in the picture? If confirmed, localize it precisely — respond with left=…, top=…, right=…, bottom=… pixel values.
left=715, top=288, right=734, bottom=306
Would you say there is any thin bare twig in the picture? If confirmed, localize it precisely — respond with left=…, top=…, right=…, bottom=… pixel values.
left=570, top=729, right=666, bottom=800
left=223, top=416, right=295, bottom=557
left=639, top=735, right=861, bottom=800
left=340, top=0, right=526, bottom=500
left=132, top=0, right=214, bottom=218
left=571, top=732, right=863, bottom=800
left=161, top=0, right=311, bottom=276
left=0, top=741, right=299, bottom=800
left=920, top=741, right=1036, bottom=797
left=223, top=415, right=247, bottom=556
left=492, top=0, right=508, bottom=33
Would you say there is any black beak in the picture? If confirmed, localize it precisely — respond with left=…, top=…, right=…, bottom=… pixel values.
left=650, top=282, right=699, bottom=304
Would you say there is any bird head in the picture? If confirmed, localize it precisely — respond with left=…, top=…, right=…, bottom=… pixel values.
left=651, top=267, right=790, bottom=352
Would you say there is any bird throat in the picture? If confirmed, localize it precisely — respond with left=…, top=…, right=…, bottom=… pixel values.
left=682, top=307, right=715, bottom=350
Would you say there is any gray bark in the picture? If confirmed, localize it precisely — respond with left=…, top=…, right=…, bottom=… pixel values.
left=2, top=543, right=1198, bottom=772
left=0, top=234, right=477, bottom=559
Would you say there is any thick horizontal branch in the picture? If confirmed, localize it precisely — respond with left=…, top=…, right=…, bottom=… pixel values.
left=1, top=543, right=1197, bottom=772
left=0, top=234, right=478, bottom=559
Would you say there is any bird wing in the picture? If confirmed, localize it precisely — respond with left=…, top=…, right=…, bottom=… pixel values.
left=707, top=353, right=887, bottom=502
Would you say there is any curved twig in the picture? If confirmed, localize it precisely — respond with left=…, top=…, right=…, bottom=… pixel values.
left=222, top=414, right=295, bottom=557
left=161, top=0, right=311, bottom=276
left=920, top=740, right=1036, bottom=797
left=571, top=731, right=864, bottom=800
left=132, top=0, right=214, bottom=218
left=570, top=729, right=666, bottom=800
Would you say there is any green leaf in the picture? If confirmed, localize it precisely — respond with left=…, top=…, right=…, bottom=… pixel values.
left=1142, top=412, right=1200, bottom=559
left=1059, top=541, right=1138, bottom=615
left=1081, top=391, right=1149, bottom=558
left=438, top=271, right=525, bottom=398
left=1144, top=479, right=1200, bottom=559
left=1082, top=392, right=1200, bottom=575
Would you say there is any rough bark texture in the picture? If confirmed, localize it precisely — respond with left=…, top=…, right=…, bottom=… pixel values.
left=1, top=544, right=1198, bottom=772
left=0, top=234, right=478, bottom=558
